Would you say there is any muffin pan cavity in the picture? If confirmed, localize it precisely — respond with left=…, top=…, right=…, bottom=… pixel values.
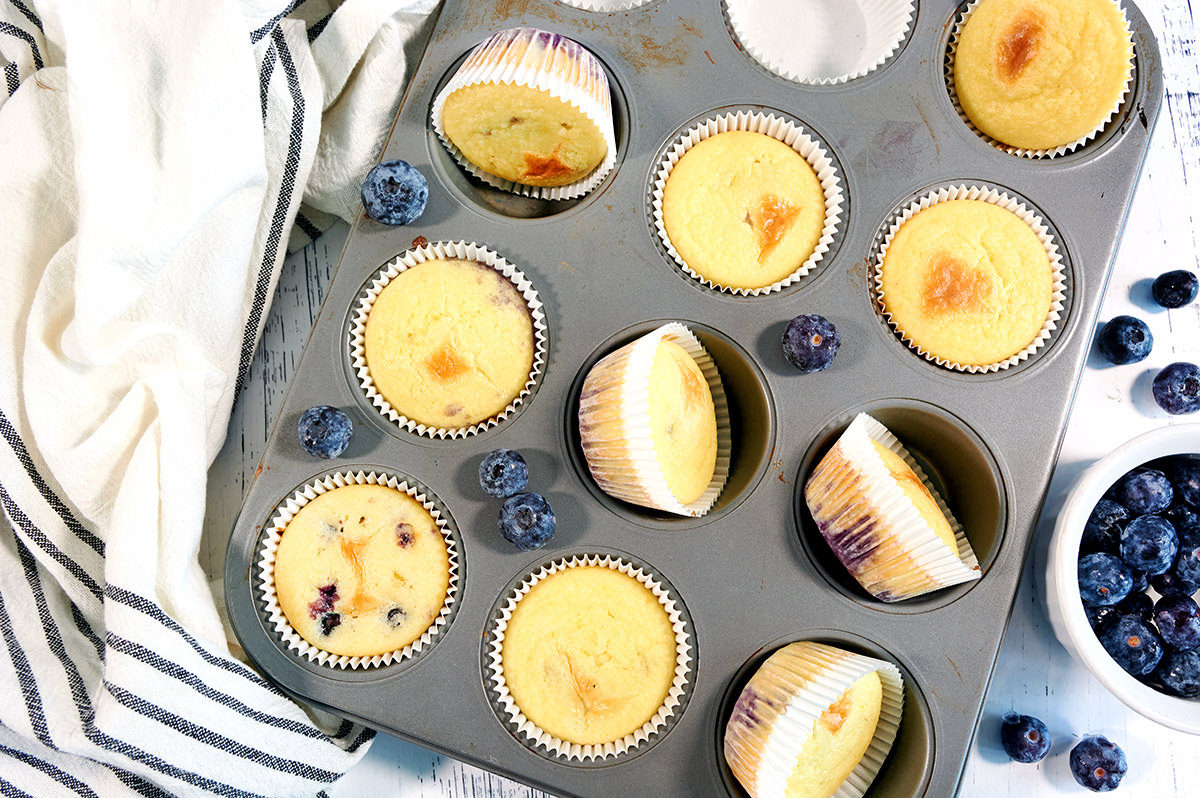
left=795, top=400, right=1006, bottom=613
left=724, top=0, right=917, bottom=86
left=223, top=1, right=1161, bottom=795
left=566, top=320, right=775, bottom=529
left=715, top=631, right=933, bottom=798
left=425, top=41, right=631, bottom=220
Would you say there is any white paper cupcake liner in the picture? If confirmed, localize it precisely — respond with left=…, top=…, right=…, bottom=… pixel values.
left=578, top=322, right=732, bottom=517
left=486, top=554, right=693, bottom=761
left=431, top=27, right=616, bottom=200
left=652, top=110, right=843, bottom=296
left=560, top=0, right=653, bottom=9
left=725, top=641, right=904, bottom=798
left=257, top=470, right=460, bottom=669
left=349, top=240, right=548, bottom=439
left=946, top=0, right=1134, bottom=158
left=873, top=184, right=1066, bottom=373
left=725, top=0, right=915, bottom=85
left=806, top=413, right=980, bottom=601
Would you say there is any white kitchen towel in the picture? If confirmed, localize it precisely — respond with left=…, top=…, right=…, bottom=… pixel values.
left=0, top=1, right=439, bottom=796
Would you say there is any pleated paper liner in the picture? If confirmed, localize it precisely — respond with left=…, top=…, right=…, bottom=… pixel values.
left=560, top=0, right=653, bottom=9
left=805, top=413, right=981, bottom=602
left=430, top=26, right=616, bottom=200
left=651, top=109, right=843, bottom=296
left=485, top=553, right=693, bottom=761
left=945, top=0, right=1134, bottom=158
left=257, top=470, right=460, bottom=670
left=348, top=240, right=548, bottom=439
left=724, top=641, right=904, bottom=798
left=873, top=184, right=1066, bottom=374
left=724, top=0, right=915, bottom=85
left=578, top=322, right=732, bottom=517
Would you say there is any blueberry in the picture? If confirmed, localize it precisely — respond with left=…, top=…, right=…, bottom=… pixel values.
left=781, top=314, right=840, bottom=372
left=1113, top=468, right=1173, bottom=515
left=1078, top=552, right=1133, bottom=606
left=478, top=449, right=529, bottom=498
left=1153, top=594, right=1200, bottom=651
left=1166, top=456, right=1200, bottom=507
left=1096, top=315, right=1153, bottom=365
left=1113, top=591, right=1153, bottom=623
left=1069, top=735, right=1127, bottom=792
left=999, top=713, right=1051, bottom=763
left=1085, top=603, right=1121, bottom=632
left=1155, top=649, right=1200, bottom=697
left=308, top=584, right=338, bottom=618
left=1153, top=362, right=1200, bottom=415
left=1099, top=615, right=1163, bottom=676
left=1152, top=269, right=1198, bottom=309
left=1127, top=568, right=1149, bottom=595
left=1150, top=567, right=1200, bottom=597
left=1164, top=500, right=1200, bottom=534
left=385, top=606, right=407, bottom=628
left=1172, top=533, right=1200, bottom=590
left=1081, top=499, right=1129, bottom=555
left=319, top=612, right=342, bottom=636
left=297, top=405, right=353, bottom=459
left=1120, top=514, right=1178, bottom=575
left=498, top=492, right=556, bottom=551
left=361, top=159, right=428, bottom=225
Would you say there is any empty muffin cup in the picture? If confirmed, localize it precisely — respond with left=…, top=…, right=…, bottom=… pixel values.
left=725, top=0, right=915, bottom=85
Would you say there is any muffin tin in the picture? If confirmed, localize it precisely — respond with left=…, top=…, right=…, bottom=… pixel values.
left=223, top=1, right=1163, bottom=795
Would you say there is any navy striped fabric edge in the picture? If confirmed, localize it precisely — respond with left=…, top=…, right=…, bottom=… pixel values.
left=0, top=20, right=43, bottom=70
left=234, top=24, right=307, bottom=398
left=5, top=0, right=42, bottom=33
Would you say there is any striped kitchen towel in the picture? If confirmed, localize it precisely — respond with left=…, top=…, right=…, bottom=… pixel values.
left=0, top=1, right=438, bottom=795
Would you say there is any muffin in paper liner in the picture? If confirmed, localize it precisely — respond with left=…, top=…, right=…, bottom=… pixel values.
left=946, top=0, right=1135, bottom=158
left=430, top=27, right=616, bottom=200
left=349, top=240, right=548, bottom=439
left=578, top=322, right=731, bottom=517
left=804, top=413, right=981, bottom=602
left=725, top=0, right=915, bottom=85
left=485, top=553, right=693, bottom=761
left=257, top=470, right=460, bottom=669
left=873, top=184, right=1066, bottom=373
left=724, top=641, right=904, bottom=798
left=652, top=110, right=843, bottom=296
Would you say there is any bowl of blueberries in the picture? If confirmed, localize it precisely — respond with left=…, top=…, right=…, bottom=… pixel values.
left=1047, top=423, right=1200, bottom=734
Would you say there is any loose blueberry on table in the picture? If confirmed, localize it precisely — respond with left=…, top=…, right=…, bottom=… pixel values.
left=1153, top=362, right=1200, bottom=415
left=781, top=313, right=840, bottom=372
left=1096, top=315, right=1153, bottom=365
left=498, top=491, right=556, bottom=551
left=478, top=449, right=529, bottom=498
left=361, top=158, right=429, bottom=225
left=1069, top=735, right=1127, bottom=792
left=297, top=405, right=353, bottom=459
left=999, top=712, right=1051, bottom=763
left=1151, top=269, right=1199, bottom=309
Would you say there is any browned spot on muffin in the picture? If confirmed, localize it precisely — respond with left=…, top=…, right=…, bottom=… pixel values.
left=922, top=254, right=992, bottom=313
left=426, top=344, right=466, bottom=381
left=523, top=146, right=573, bottom=180
left=750, top=195, right=800, bottom=262
left=996, top=11, right=1043, bottom=82
left=819, top=692, right=852, bottom=734
left=682, top=362, right=707, bottom=409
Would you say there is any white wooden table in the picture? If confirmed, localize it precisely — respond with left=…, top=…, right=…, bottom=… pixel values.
left=203, top=3, right=1200, bottom=794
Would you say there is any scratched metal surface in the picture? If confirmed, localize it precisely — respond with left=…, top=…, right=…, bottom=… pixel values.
left=203, top=0, right=1190, bottom=795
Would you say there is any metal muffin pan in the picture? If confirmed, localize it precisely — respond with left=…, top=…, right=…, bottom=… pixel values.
left=224, top=1, right=1163, bottom=795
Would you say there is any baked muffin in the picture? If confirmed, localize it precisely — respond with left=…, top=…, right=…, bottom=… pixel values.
left=270, top=481, right=452, bottom=660
left=432, top=27, right=615, bottom=196
left=489, top=555, right=691, bottom=757
left=354, top=247, right=541, bottom=435
left=804, top=413, right=980, bottom=602
left=578, top=323, right=730, bottom=517
left=953, top=0, right=1133, bottom=151
left=724, top=641, right=904, bottom=798
left=659, top=129, right=827, bottom=292
left=877, top=196, right=1056, bottom=370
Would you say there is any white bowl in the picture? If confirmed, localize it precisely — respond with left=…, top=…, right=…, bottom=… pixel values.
left=1046, top=423, right=1200, bottom=734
